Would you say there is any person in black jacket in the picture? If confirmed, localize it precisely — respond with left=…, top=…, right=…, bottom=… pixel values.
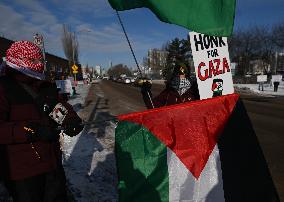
left=273, top=81, right=280, bottom=92
left=0, top=41, right=83, bottom=202
left=141, top=64, right=200, bottom=109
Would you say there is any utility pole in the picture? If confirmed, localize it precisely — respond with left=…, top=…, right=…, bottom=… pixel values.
left=72, top=32, right=76, bottom=66
left=33, top=33, right=46, bottom=71
left=275, top=51, right=278, bottom=75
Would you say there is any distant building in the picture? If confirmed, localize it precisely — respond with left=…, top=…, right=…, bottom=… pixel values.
left=148, top=49, right=168, bottom=78
left=101, top=68, right=107, bottom=76
left=45, top=53, right=69, bottom=80
left=275, top=52, right=284, bottom=76
left=231, top=62, right=237, bottom=76
left=95, top=65, right=101, bottom=76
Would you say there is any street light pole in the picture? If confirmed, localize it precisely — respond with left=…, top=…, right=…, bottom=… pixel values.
left=71, top=29, right=91, bottom=82
left=72, top=29, right=91, bottom=65
left=72, top=32, right=75, bottom=66
left=275, top=51, right=278, bottom=75
left=33, top=33, right=46, bottom=71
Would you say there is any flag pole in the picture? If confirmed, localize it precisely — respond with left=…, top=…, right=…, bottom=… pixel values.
left=115, top=11, right=142, bottom=76
left=115, top=11, right=155, bottom=108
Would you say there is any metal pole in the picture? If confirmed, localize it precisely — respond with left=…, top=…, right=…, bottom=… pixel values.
left=34, top=33, right=46, bottom=72
left=275, top=51, right=278, bottom=75
left=115, top=11, right=143, bottom=77
left=42, top=38, right=47, bottom=72
left=72, top=32, right=75, bottom=65
left=115, top=11, right=155, bottom=108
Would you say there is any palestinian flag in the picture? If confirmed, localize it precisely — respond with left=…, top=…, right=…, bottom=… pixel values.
left=108, top=0, right=236, bottom=37
left=116, top=94, right=279, bottom=201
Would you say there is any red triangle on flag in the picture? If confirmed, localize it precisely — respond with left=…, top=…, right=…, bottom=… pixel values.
left=118, top=93, right=239, bottom=179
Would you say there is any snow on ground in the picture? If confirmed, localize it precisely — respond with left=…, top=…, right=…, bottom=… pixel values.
left=234, top=83, right=284, bottom=97
left=152, top=80, right=284, bottom=97
left=67, top=84, right=91, bottom=112
left=63, top=83, right=118, bottom=202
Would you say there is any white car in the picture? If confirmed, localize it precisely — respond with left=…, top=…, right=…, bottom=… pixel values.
left=91, top=79, right=101, bottom=84
left=124, top=78, right=131, bottom=84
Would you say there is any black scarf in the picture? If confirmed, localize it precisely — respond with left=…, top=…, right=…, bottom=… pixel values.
left=170, top=77, right=191, bottom=95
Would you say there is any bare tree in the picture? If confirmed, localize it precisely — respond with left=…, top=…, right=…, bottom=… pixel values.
left=272, top=22, right=284, bottom=49
left=228, top=28, right=259, bottom=75
left=107, top=64, right=132, bottom=78
left=228, top=25, right=278, bottom=75
left=61, top=24, right=79, bottom=67
left=147, top=49, right=168, bottom=79
left=72, top=32, right=79, bottom=64
left=253, top=26, right=275, bottom=74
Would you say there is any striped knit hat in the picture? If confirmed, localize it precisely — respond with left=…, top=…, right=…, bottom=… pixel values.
left=6, top=41, right=45, bottom=80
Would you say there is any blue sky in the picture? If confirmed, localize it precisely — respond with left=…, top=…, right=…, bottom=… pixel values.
left=0, top=0, right=283, bottom=70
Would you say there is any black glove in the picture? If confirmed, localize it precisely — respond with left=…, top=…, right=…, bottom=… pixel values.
left=24, top=122, right=59, bottom=142
left=34, top=84, right=58, bottom=116
left=141, top=80, right=152, bottom=93
left=62, top=117, right=84, bottom=137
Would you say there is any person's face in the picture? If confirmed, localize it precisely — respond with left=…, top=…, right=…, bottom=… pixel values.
left=179, top=66, right=186, bottom=78
left=179, top=74, right=185, bottom=79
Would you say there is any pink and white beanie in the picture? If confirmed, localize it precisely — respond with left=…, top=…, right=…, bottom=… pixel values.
left=6, top=41, right=45, bottom=80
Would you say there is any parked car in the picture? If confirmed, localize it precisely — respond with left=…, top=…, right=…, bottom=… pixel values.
left=91, top=79, right=101, bottom=84
left=110, top=77, right=118, bottom=82
left=133, top=77, right=152, bottom=87
left=117, top=77, right=124, bottom=83
left=124, top=77, right=132, bottom=84
left=130, top=77, right=135, bottom=83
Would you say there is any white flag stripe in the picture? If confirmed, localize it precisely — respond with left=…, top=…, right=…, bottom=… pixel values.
left=167, top=145, right=225, bottom=202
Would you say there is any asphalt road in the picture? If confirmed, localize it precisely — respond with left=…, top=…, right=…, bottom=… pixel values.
left=99, top=80, right=284, bottom=201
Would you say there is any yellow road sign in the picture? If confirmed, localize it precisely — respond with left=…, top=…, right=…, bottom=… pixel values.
left=73, top=70, right=78, bottom=74
left=72, top=64, right=78, bottom=71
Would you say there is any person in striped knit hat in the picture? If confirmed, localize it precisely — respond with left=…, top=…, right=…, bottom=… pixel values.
left=0, top=41, right=83, bottom=202
left=5, top=40, right=45, bottom=80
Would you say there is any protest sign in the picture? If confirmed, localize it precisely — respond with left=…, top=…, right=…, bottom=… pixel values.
left=271, top=75, right=282, bottom=82
left=257, top=75, right=267, bottom=83
left=189, top=32, right=234, bottom=99
left=55, top=79, right=73, bottom=95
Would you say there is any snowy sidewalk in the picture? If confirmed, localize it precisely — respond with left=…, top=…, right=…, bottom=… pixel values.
left=152, top=80, right=284, bottom=97
left=63, top=84, right=118, bottom=202
left=234, top=83, right=284, bottom=97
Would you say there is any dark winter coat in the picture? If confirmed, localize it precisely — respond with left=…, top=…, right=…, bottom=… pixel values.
left=0, top=69, right=83, bottom=180
left=142, top=80, right=200, bottom=109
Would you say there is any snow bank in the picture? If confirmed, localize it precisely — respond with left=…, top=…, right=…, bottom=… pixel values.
left=234, top=83, right=284, bottom=96
left=63, top=84, right=118, bottom=202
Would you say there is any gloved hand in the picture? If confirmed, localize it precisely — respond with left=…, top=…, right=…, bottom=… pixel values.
left=24, top=122, right=59, bottom=142
left=140, top=79, right=152, bottom=93
left=62, top=116, right=84, bottom=137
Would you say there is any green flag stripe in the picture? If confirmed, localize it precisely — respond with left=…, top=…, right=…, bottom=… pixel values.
left=108, top=0, right=236, bottom=36
left=115, top=121, right=169, bottom=202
